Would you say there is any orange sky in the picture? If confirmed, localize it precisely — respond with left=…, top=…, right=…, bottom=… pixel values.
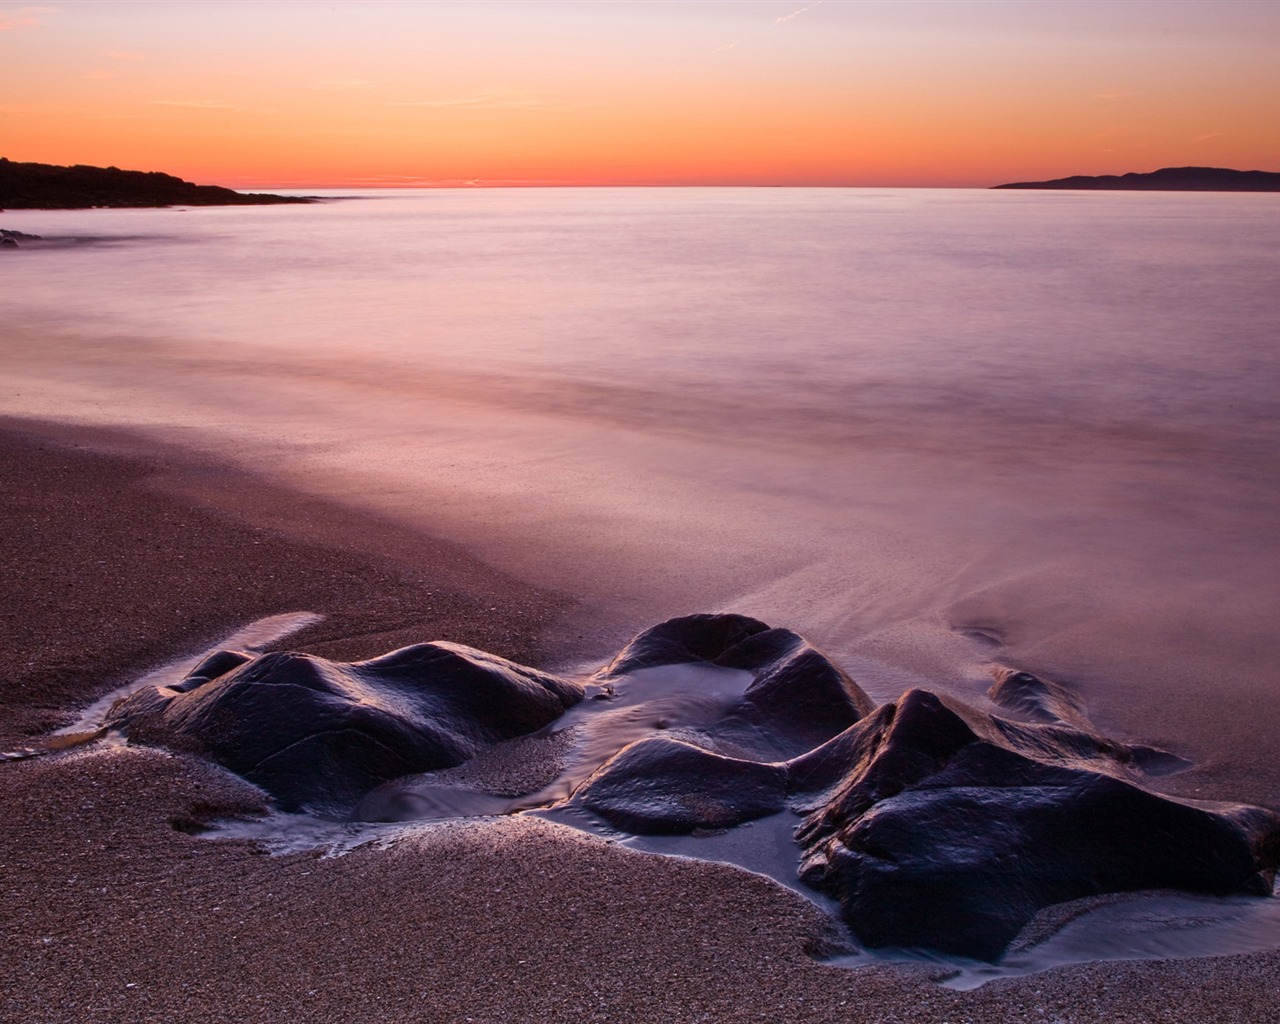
left=2, top=1, right=1278, bottom=188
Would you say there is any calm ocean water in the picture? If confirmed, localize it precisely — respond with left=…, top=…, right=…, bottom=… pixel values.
left=4, top=187, right=1280, bottom=805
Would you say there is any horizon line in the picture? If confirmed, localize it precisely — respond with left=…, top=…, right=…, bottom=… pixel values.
left=236, top=181, right=998, bottom=191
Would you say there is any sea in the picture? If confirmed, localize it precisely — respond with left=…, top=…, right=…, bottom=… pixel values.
left=3, top=186, right=1280, bottom=803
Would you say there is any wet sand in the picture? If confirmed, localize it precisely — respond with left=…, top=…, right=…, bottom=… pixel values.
left=2, top=419, right=1278, bottom=1023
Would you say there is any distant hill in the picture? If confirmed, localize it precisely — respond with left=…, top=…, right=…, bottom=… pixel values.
left=993, top=166, right=1280, bottom=192
left=0, top=158, right=314, bottom=208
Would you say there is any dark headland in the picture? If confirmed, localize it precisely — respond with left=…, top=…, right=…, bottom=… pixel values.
left=993, top=166, right=1280, bottom=192
left=0, top=157, right=314, bottom=208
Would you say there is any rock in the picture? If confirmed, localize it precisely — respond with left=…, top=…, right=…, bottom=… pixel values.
left=791, top=689, right=1280, bottom=960
left=987, top=667, right=1088, bottom=726
left=577, top=736, right=787, bottom=834
left=986, top=667, right=1192, bottom=776
left=601, top=613, right=774, bottom=675
left=712, top=625, right=877, bottom=756
left=599, top=614, right=874, bottom=759
left=106, top=642, right=582, bottom=815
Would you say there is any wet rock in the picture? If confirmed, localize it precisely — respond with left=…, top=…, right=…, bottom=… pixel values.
left=602, top=613, right=774, bottom=675
left=576, top=736, right=787, bottom=834
left=716, top=626, right=876, bottom=756
left=987, top=667, right=1088, bottom=726
left=791, top=689, right=1280, bottom=961
left=602, top=614, right=874, bottom=759
left=106, top=642, right=582, bottom=816
left=985, top=667, right=1192, bottom=775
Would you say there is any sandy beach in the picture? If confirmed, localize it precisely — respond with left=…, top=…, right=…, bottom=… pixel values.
left=3, top=418, right=1278, bottom=1023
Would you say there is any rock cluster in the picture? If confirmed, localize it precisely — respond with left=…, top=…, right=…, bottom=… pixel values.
left=105, top=613, right=1280, bottom=960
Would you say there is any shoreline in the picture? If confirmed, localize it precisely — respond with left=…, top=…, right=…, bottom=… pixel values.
left=0, top=415, right=578, bottom=749
left=3, top=419, right=1280, bottom=1022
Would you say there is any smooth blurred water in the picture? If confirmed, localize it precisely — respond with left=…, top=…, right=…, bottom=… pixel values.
left=3, top=187, right=1280, bottom=805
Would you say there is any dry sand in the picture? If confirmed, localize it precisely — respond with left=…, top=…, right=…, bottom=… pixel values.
left=2, top=419, right=1277, bottom=1023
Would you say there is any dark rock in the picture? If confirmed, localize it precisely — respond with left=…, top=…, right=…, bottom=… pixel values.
left=601, top=614, right=874, bottom=759
left=986, top=667, right=1192, bottom=776
left=715, top=626, right=877, bottom=755
left=987, top=667, right=1088, bottom=726
left=106, top=642, right=582, bottom=815
left=791, top=689, right=1280, bottom=961
left=577, top=736, right=787, bottom=834
left=602, top=613, right=774, bottom=676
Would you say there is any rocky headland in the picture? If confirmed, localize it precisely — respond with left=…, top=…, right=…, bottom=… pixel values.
left=0, top=157, right=314, bottom=208
left=993, top=166, right=1280, bottom=191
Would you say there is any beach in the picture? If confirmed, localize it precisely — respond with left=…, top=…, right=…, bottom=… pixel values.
left=3, top=187, right=1280, bottom=1019
left=3, top=419, right=1279, bottom=1023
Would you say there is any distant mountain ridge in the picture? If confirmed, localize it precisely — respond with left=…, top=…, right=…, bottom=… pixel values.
left=0, top=158, right=314, bottom=208
left=994, top=166, right=1280, bottom=192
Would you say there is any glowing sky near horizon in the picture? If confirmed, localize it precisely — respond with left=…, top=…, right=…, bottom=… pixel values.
left=1, top=0, right=1278, bottom=187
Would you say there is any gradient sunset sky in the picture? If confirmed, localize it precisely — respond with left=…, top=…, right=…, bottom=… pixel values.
left=3, top=0, right=1278, bottom=188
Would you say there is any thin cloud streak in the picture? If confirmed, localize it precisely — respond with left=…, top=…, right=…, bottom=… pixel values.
left=714, top=0, right=824, bottom=54
left=776, top=0, right=824, bottom=26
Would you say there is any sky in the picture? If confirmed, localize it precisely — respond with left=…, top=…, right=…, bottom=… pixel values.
left=1, top=0, right=1278, bottom=188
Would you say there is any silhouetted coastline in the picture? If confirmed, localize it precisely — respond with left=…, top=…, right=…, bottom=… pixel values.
left=0, top=157, right=314, bottom=208
left=994, top=166, right=1280, bottom=191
